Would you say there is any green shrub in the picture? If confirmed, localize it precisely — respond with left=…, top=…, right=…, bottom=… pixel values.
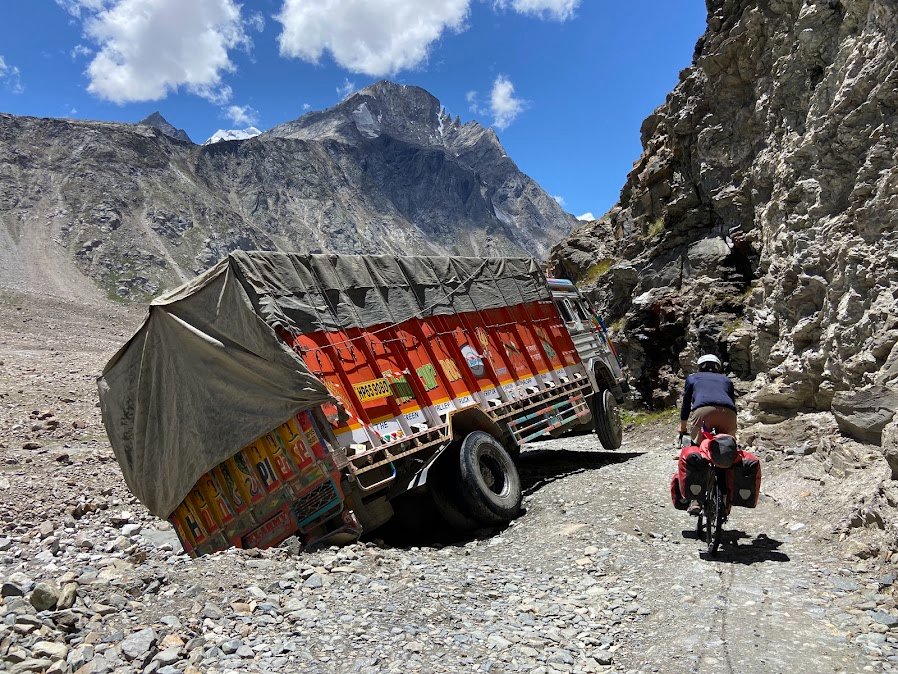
left=619, top=407, right=678, bottom=427
left=580, top=259, right=613, bottom=286
left=647, top=217, right=665, bottom=239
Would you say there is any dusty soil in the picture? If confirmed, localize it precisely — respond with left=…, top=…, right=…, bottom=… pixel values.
left=1, top=292, right=896, bottom=674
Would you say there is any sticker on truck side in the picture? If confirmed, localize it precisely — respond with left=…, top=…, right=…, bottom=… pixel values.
left=353, top=378, right=393, bottom=402
left=404, top=409, right=426, bottom=426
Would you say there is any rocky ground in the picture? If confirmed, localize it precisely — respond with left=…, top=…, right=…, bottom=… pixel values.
left=1, top=293, right=896, bottom=674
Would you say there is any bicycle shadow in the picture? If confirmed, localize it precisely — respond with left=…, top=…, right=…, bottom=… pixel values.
left=681, top=528, right=790, bottom=564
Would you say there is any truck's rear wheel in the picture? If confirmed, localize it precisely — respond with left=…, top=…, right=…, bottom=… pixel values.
left=429, top=456, right=482, bottom=531
left=456, top=431, right=522, bottom=525
left=594, top=389, right=623, bottom=449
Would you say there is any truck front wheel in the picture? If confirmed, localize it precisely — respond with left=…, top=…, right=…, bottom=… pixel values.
left=594, top=389, right=623, bottom=449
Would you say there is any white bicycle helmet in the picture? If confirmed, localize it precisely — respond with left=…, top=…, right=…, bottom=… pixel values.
left=697, top=354, right=722, bottom=371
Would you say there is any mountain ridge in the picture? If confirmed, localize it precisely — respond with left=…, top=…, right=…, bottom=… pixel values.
left=138, top=111, right=192, bottom=143
left=0, top=82, right=575, bottom=301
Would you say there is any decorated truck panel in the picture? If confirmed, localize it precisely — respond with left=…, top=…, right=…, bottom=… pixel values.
left=99, top=252, right=626, bottom=556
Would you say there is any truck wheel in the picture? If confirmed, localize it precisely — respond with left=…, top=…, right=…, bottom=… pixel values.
left=594, top=389, right=623, bottom=450
left=457, top=431, right=522, bottom=525
left=429, top=451, right=482, bottom=531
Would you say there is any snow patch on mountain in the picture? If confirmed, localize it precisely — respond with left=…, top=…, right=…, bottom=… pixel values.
left=203, top=127, right=262, bottom=145
left=352, top=103, right=380, bottom=139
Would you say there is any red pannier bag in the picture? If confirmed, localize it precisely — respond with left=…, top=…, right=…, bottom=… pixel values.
left=699, top=433, right=762, bottom=509
left=670, top=444, right=710, bottom=509
left=670, top=439, right=761, bottom=510
left=670, top=475, right=688, bottom=510
left=729, top=449, right=761, bottom=508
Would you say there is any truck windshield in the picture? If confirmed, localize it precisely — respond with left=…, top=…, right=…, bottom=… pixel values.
left=572, top=301, right=590, bottom=321
left=554, top=300, right=573, bottom=322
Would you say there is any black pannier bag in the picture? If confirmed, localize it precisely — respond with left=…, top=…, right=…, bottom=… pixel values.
left=709, top=435, right=738, bottom=469
left=681, top=447, right=710, bottom=499
left=731, top=454, right=762, bottom=508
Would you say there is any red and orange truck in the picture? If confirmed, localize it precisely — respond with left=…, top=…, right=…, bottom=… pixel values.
left=99, top=252, right=627, bottom=556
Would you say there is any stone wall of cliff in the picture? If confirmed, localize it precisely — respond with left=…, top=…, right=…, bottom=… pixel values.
left=552, top=0, right=898, bottom=445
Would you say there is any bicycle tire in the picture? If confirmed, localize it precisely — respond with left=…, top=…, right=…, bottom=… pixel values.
left=708, top=476, right=725, bottom=556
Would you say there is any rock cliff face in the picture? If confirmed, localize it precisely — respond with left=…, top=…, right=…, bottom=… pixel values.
left=0, top=81, right=575, bottom=300
left=553, top=0, right=898, bottom=431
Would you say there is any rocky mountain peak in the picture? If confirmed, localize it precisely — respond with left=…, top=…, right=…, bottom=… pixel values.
left=349, top=80, right=446, bottom=136
left=0, top=81, right=574, bottom=302
left=137, top=112, right=192, bottom=144
left=270, top=79, right=460, bottom=149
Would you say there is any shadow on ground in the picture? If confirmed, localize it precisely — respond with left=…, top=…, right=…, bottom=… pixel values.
left=373, top=448, right=642, bottom=549
left=681, top=526, right=790, bottom=564
left=517, top=449, right=641, bottom=496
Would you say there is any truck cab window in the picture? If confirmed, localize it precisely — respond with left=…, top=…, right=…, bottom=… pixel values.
left=555, top=300, right=573, bottom=322
left=572, top=301, right=590, bottom=321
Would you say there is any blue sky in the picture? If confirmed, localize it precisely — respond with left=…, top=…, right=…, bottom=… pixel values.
left=0, top=1, right=706, bottom=220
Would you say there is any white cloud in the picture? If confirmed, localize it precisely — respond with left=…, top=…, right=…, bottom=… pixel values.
left=336, top=78, right=356, bottom=99
left=226, top=104, right=258, bottom=126
left=493, top=0, right=580, bottom=21
left=0, top=55, right=24, bottom=94
left=489, top=74, right=525, bottom=130
left=465, top=90, right=480, bottom=113
left=302, top=103, right=311, bottom=111
left=70, top=44, right=93, bottom=59
left=247, top=12, right=265, bottom=32
left=194, top=83, right=233, bottom=106
left=67, top=0, right=248, bottom=104
left=553, top=195, right=566, bottom=208
left=56, top=0, right=113, bottom=19
left=577, top=212, right=596, bottom=221
left=277, top=0, right=469, bottom=76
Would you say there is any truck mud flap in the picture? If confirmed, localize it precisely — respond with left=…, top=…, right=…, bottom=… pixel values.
left=405, top=442, right=452, bottom=491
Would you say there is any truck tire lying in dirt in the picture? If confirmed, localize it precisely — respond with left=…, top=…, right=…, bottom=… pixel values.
left=594, top=389, right=623, bottom=450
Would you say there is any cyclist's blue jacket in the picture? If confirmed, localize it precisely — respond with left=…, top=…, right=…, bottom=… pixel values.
left=680, top=372, right=736, bottom=421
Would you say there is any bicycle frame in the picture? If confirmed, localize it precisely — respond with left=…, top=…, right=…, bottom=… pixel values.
left=696, top=466, right=729, bottom=556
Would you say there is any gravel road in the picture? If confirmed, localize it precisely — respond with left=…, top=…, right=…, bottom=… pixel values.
left=1, top=293, right=895, bottom=673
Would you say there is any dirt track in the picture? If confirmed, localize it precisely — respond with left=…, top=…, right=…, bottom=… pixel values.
left=0, top=293, right=895, bottom=673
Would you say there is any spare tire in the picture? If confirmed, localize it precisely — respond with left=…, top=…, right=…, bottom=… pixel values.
left=456, top=431, right=522, bottom=525
left=594, top=389, right=623, bottom=449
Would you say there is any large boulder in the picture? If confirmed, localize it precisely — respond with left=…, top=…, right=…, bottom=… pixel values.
left=831, top=385, right=898, bottom=446
left=550, top=0, right=898, bottom=410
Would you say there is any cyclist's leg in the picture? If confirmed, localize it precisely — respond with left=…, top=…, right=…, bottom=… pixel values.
left=687, top=406, right=713, bottom=442
left=699, top=406, right=737, bottom=440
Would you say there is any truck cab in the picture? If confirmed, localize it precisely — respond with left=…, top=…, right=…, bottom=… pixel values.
left=547, top=278, right=628, bottom=449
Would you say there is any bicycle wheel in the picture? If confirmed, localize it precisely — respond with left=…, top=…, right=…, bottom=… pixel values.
left=707, top=476, right=725, bottom=556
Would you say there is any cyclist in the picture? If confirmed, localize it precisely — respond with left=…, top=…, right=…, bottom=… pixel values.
left=676, top=354, right=737, bottom=515
left=678, top=354, right=737, bottom=443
